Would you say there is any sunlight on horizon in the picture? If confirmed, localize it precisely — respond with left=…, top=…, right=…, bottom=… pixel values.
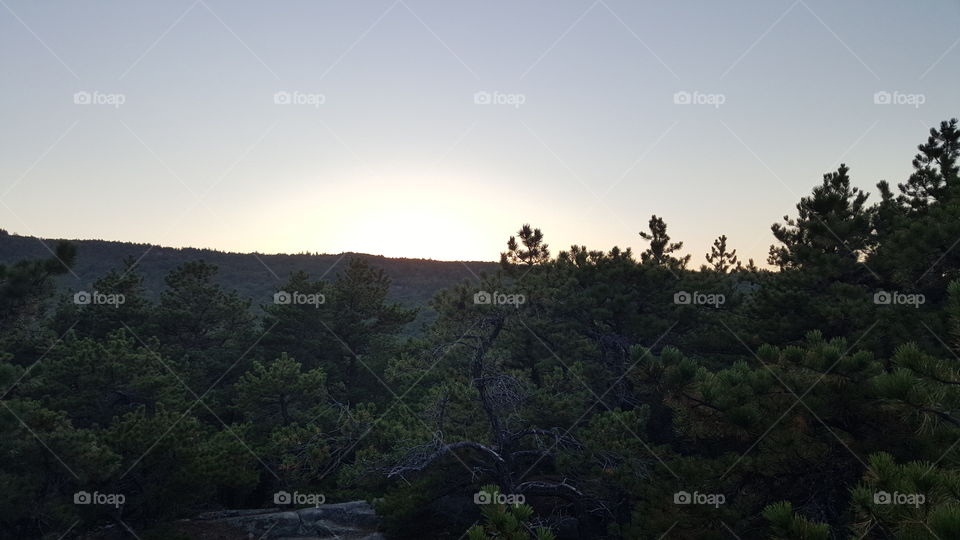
left=1, top=1, right=957, bottom=264
left=254, top=172, right=508, bottom=261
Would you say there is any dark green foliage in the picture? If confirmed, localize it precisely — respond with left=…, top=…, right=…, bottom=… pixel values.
left=850, top=453, right=960, bottom=539
left=763, top=501, right=830, bottom=540
left=0, top=240, right=75, bottom=321
left=501, top=223, right=551, bottom=271
left=4, top=119, right=960, bottom=539
left=704, top=235, right=739, bottom=273
left=49, top=257, right=153, bottom=340
left=261, top=258, right=417, bottom=402
left=467, top=485, right=557, bottom=540
left=150, top=260, right=258, bottom=394
left=0, top=235, right=495, bottom=332
left=23, top=330, right=186, bottom=428
left=768, top=163, right=872, bottom=275
left=868, top=119, right=960, bottom=300
left=234, top=353, right=327, bottom=425
left=639, top=214, right=690, bottom=270
left=897, top=118, right=960, bottom=209
left=105, top=404, right=259, bottom=522
left=0, top=240, right=76, bottom=363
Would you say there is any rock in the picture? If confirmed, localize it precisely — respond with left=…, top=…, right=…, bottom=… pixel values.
left=298, top=501, right=380, bottom=529
left=192, top=501, right=382, bottom=539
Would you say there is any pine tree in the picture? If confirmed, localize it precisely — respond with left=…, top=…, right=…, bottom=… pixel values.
left=704, top=235, right=740, bottom=273
left=871, top=120, right=960, bottom=294
left=501, top=224, right=551, bottom=271
left=897, top=118, right=960, bottom=209
left=150, top=260, right=257, bottom=394
left=261, top=259, right=416, bottom=402
left=235, top=353, right=327, bottom=425
left=328, top=258, right=418, bottom=400
left=850, top=453, right=960, bottom=538
left=768, top=164, right=872, bottom=274
left=51, top=257, right=152, bottom=340
left=639, top=215, right=690, bottom=271
left=0, top=241, right=77, bottom=361
left=24, top=330, right=185, bottom=428
left=763, top=502, right=829, bottom=540
left=466, top=485, right=556, bottom=540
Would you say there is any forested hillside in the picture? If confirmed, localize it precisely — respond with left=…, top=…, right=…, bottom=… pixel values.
left=0, top=233, right=496, bottom=331
left=3, top=119, right=960, bottom=539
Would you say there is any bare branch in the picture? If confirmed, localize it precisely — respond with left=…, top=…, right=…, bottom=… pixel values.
left=388, top=440, right=505, bottom=478
left=516, top=480, right=585, bottom=502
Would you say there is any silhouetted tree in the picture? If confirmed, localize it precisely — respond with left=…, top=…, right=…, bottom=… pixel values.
left=704, top=234, right=740, bottom=273
left=501, top=224, right=550, bottom=271
left=897, top=118, right=960, bottom=209
left=768, top=164, right=872, bottom=275
left=639, top=214, right=690, bottom=271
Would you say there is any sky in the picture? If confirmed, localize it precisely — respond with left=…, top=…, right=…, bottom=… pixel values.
left=1, top=0, right=958, bottom=263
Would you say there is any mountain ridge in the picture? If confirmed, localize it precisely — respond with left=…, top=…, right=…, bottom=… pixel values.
left=0, top=230, right=498, bottom=328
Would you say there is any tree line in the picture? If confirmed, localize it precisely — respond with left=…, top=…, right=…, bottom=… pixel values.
left=2, top=119, right=960, bottom=538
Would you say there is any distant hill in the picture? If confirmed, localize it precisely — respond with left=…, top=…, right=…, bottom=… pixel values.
left=0, top=230, right=498, bottom=330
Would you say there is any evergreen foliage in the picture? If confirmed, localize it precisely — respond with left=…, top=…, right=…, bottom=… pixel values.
left=3, top=120, right=960, bottom=538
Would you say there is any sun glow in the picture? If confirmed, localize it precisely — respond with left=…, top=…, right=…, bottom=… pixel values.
left=263, top=172, right=508, bottom=261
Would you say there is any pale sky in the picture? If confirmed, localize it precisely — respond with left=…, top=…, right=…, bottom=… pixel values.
left=1, top=1, right=958, bottom=262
